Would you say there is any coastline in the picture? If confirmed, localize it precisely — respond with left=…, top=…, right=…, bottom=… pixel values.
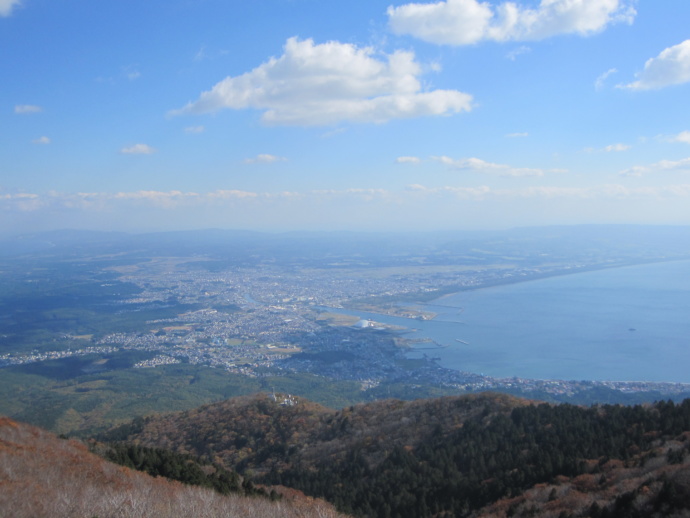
left=335, top=257, right=690, bottom=390
left=344, top=257, right=690, bottom=320
left=414, top=256, right=690, bottom=307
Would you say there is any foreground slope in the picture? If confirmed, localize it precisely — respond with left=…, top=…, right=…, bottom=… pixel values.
left=0, top=416, right=345, bottom=518
left=110, top=393, right=690, bottom=517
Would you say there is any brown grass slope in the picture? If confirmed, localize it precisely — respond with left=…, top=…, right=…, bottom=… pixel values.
left=0, top=416, right=346, bottom=518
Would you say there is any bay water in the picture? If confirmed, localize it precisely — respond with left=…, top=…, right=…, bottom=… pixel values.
left=342, top=260, right=690, bottom=383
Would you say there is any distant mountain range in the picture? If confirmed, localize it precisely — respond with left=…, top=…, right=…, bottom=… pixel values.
left=3, top=224, right=690, bottom=263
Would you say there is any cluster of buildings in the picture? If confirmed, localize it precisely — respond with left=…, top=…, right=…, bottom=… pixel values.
left=4, top=255, right=690, bottom=401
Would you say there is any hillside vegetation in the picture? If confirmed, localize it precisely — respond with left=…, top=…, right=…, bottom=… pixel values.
left=0, top=416, right=345, bottom=518
left=107, top=393, right=690, bottom=517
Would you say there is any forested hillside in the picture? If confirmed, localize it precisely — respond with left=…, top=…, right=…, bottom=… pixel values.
left=0, top=416, right=344, bottom=518
left=107, top=393, right=690, bottom=517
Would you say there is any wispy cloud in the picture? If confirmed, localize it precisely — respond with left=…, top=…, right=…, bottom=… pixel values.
left=432, top=155, right=563, bottom=177
left=595, top=68, right=617, bottom=90
left=396, top=156, right=421, bottom=164
left=6, top=184, right=690, bottom=223
left=604, top=143, right=631, bottom=152
left=32, top=136, right=51, bottom=145
left=320, top=128, right=347, bottom=139
left=0, top=0, right=21, bottom=17
left=506, top=46, right=531, bottom=61
left=124, top=66, right=141, bottom=81
left=620, top=157, right=690, bottom=177
left=14, top=104, right=42, bottom=114
left=620, top=39, right=690, bottom=90
left=184, top=126, right=205, bottom=134
left=120, top=144, right=156, bottom=155
left=584, top=143, right=631, bottom=153
left=387, top=0, right=636, bottom=46
left=406, top=183, right=690, bottom=200
left=244, top=154, right=287, bottom=164
left=506, top=132, right=528, bottom=138
left=0, top=192, right=42, bottom=211
left=171, top=37, right=473, bottom=126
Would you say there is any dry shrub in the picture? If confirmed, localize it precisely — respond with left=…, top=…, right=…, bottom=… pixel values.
left=0, top=417, right=346, bottom=518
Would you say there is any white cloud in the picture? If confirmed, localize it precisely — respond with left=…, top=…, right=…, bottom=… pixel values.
left=595, top=68, right=617, bottom=90
left=185, top=125, right=205, bottom=134
left=407, top=183, right=493, bottom=199
left=620, top=157, right=690, bottom=177
left=320, top=127, right=347, bottom=139
left=125, top=69, right=141, bottom=81
left=621, top=39, right=690, bottom=90
left=604, top=143, right=630, bottom=152
left=14, top=104, right=42, bottom=114
left=432, top=155, right=555, bottom=176
left=172, top=37, right=473, bottom=126
left=120, top=144, right=156, bottom=155
left=506, top=46, right=531, bottom=61
left=208, top=190, right=259, bottom=199
left=244, top=154, right=287, bottom=164
left=0, top=0, right=21, bottom=17
left=406, top=183, right=690, bottom=200
left=387, top=0, right=635, bottom=46
left=670, top=130, right=690, bottom=144
left=312, top=188, right=390, bottom=196
left=32, top=136, right=50, bottom=145
left=506, top=132, right=528, bottom=138
left=396, top=156, right=421, bottom=164
left=0, top=192, right=42, bottom=212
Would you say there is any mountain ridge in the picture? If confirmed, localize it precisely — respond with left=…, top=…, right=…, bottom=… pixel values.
left=101, top=392, right=690, bottom=517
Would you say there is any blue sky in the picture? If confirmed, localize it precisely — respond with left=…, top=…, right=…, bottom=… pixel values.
left=2, top=0, right=690, bottom=234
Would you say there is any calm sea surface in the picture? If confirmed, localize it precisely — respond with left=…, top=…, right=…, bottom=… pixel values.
left=340, top=260, right=690, bottom=383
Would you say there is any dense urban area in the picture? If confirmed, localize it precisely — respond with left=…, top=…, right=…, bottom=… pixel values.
left=3, top=227, right=690, bottom=400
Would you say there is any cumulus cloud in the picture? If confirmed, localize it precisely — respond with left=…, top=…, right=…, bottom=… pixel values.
left=671, top=131, right=690, bottom=144
left=620, top=39, right=690, bottom=90
left=387, top=0, right=636, bottom=46
left=396, top=156, right=421, bottom=164
left=244, top=154, right=287, bottom=164
left=120, top=144, right=156, bottom=155
left=14, top=104, right=42, bottom=114
left=620, top=157, right=690, bottom=177
left=172, top=37, right=473, bottom=126
left=32, top=136, right=50, bottom=145
left=432, top=155, right=557, bottom=176
left=0, top=0, right=20, bottom=17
